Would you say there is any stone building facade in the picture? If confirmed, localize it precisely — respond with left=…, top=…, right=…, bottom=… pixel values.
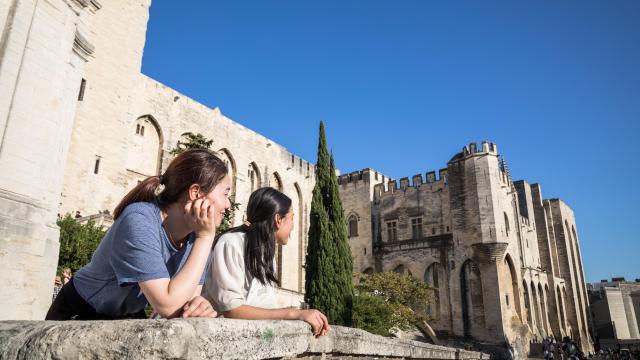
left=0, top=5, right=593, bottom=357
left=57, top=0, right=315, bottom=294
left=588, top=278, right=640, bottom=350
left=338, top=142, right=593, bottom=353
left=0, top=0, right=102, bottom=320
left=0, top=0, right=313, bottom=320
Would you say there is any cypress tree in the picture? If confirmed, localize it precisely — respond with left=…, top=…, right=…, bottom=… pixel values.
left=328, top=152, right=354, bottom=325
left=305, top=121, right=354, bottom=326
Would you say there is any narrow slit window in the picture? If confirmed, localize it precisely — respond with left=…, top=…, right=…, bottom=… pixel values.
left=78, top=78, right=86, bottom=101
left=94, top=157, right=100, bottom=174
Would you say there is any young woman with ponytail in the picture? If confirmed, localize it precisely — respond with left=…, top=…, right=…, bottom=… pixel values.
left=46, top=149, right=231, bottom=320
left=203, top=187, right=330, bottom=337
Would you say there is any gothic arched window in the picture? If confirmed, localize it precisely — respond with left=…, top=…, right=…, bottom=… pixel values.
left=348, top=215, right=358, bottom=237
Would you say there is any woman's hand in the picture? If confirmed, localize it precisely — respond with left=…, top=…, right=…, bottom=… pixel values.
left=184, top=198, right=217, bottom=239
left=221, top=305, right=330, bottom=336
left=182, top=296, right=217, bottom=318
left=298, top=309, right=330, bottom=337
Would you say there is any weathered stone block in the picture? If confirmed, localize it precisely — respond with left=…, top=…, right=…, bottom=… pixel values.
left=0, top=319, right=489, bottom=360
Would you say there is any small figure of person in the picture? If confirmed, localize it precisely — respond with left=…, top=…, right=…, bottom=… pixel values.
left=52, top=276, right=62, bottom=301
left=62, top=268, right=72, bottom=285
left=203, top=187, right=330, bottom=337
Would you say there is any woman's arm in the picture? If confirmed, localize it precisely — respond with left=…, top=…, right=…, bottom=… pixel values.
left=138, top=238, right=211, bottom=317
left=224, top=305, right=330, bottom=336
left=139, top=199, right=216, bottom=318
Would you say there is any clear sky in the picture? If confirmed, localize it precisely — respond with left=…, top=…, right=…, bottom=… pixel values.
left=141, top=1, right=639, bottom=283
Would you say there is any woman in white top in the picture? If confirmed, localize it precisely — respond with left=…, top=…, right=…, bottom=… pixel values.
left=203, top=187, right=330, bottom=336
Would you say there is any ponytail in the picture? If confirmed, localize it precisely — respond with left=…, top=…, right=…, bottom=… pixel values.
left=113, top=149, right=228, bottom=219
left=113, top=176, right=163, bottom=219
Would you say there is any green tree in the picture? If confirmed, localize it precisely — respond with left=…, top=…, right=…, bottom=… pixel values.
left=352, top=271, right=434, bottom=336
left=169, top=132, right=238, bottom=234
left=352, top=292, right=395, bottom=336
left=169, top=132, right=214, bottom=155
left=305, top=121, right=354, bottom=326
left=57, top=215, right=106, bottom=273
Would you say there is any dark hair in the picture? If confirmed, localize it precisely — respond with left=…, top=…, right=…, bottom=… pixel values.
left=224, top=187, right=292, bottom=286
left=113, top=149, right=228, bottom=219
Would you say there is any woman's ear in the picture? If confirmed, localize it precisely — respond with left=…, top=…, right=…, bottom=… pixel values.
left=274, top=213, right=283, bottom=230
left=187, top=184, right=202, bottom=201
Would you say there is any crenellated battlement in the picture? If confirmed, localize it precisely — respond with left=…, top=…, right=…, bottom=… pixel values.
left=373, top=168, right=449, bottom=196
left=449, top=141, right=499, bottom=163
left=286, top=153, right=314, bottom=178
left=363, top=142, right=503, bottom=198
left=337, top=168, right=390, bottom=186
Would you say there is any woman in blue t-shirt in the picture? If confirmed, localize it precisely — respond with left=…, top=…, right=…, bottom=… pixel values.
left=46, top=149, right=231, bottom=320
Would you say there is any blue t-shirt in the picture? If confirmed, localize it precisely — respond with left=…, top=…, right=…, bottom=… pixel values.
left=73, top=202, right=208, bottom=317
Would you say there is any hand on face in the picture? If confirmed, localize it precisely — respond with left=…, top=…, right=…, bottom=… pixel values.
left=184, top=198, right=217, bottom=239
left=183, top=176, right=231, bottom=238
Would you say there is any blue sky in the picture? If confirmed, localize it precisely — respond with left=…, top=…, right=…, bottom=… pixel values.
left=141, top=1, right=639, bottom=283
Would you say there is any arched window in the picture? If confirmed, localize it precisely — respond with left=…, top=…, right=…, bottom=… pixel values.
left=216, top=148, right=237, bottom=201
left=348, top=215, right=358, bottom=237
left=557, top=285, right=566, bottom=331
left=538, top=283, right=549, bottom=333
left=531, top=281, right=542, bottom=331
left=461, top=260, right=485, bottom=336
left=248, top=162, right=261, bottom=192
left=523, top=281, right=532, bottom=324
left=425, top=262, right=444, bottom=320
left=503, top=255, right=521, bottom=319
left=126, top=115, right=163, bottom=191
left=269, top=172, right=282, bottom=191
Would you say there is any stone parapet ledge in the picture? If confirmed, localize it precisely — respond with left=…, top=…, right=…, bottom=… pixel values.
left=0, top=319, right=489, bottom=359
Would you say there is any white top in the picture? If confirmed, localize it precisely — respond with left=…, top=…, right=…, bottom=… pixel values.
left=202, top=231, right=278, bottom=312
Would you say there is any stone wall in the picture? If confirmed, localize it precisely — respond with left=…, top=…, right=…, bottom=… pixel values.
left=56, top=0, right=316, bottom=294
left=338, top=142, right=593, bottom=353
left=588, top=281, right=640, bottom=346
left=547, top=199, right=591, bottom=350
left=0, top=319, right=489, bottom=360
left=0, top=0, right=100, bottom=320
left=337, top=168, right=387, bottom=274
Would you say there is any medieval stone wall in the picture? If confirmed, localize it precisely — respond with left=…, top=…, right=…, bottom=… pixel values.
left=0, top=0, right=100, bottom=320
left=338, top=142, right=593, bottom=353
left=337, top=168, right=386, bottom=274
left=57, top=0, right=315, bottom=293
